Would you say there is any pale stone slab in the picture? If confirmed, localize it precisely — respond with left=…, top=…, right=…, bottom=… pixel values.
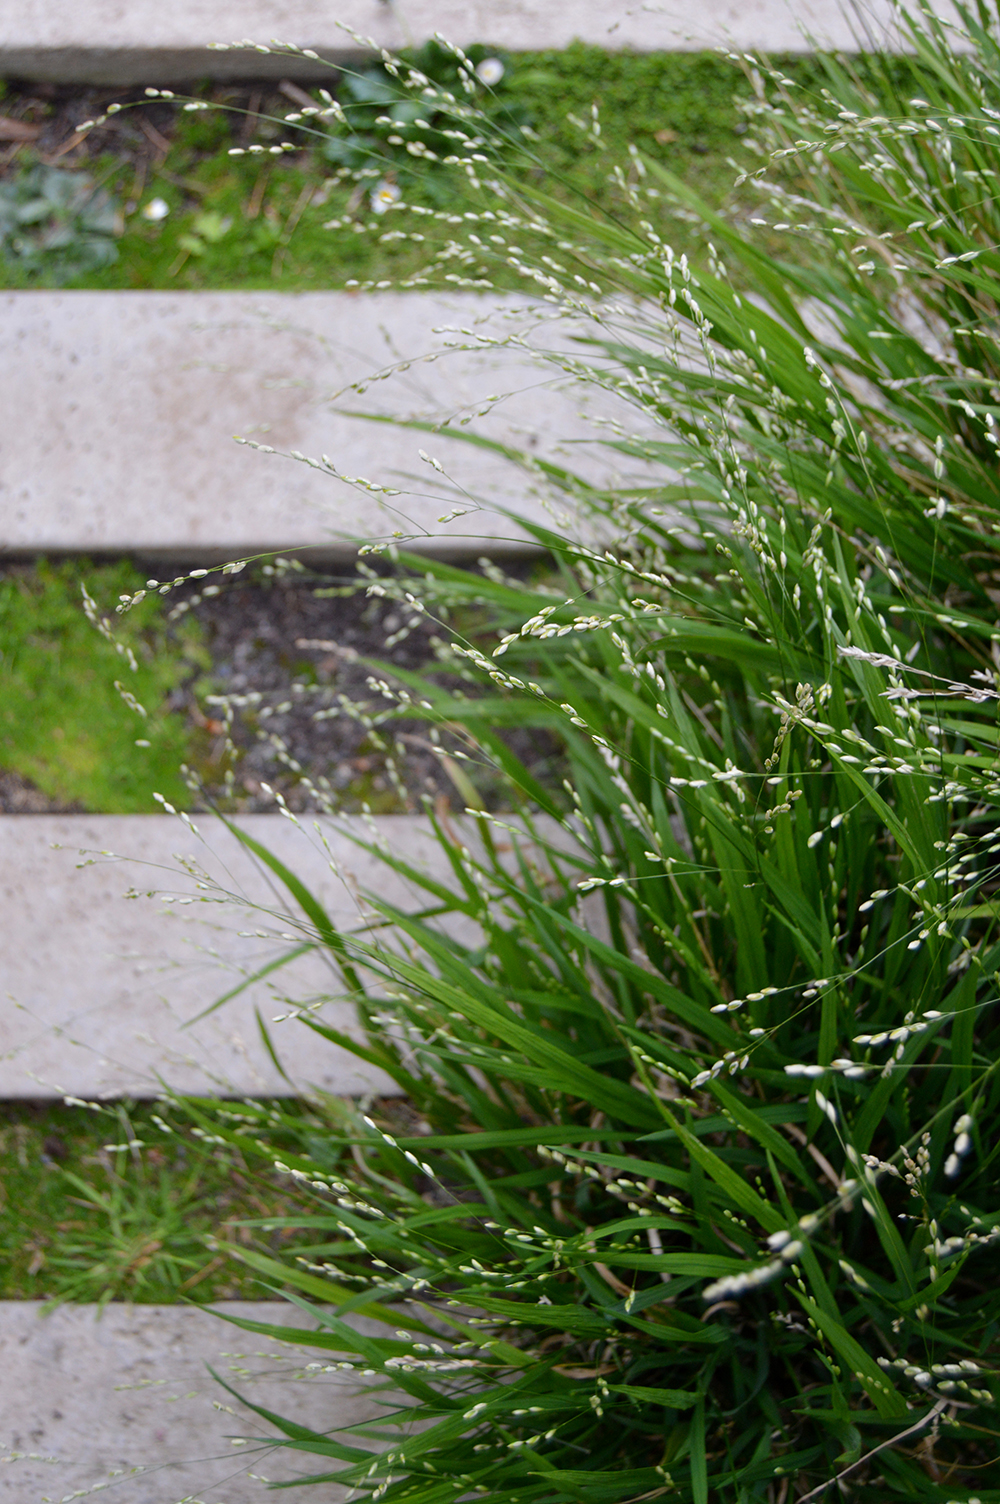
left=0, top=1, right=964, bottom=84
left=0, top=1300, right=386, bottom=1502
left=0, top=811, right=468, bottom=1098
left=0, top=291, right=633, bottom=560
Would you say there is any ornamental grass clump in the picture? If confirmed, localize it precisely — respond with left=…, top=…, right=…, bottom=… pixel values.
left=110, top=4, right=1000, bottom=1497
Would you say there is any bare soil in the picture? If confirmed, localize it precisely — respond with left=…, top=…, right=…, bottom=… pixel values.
left=0, top=769, right=82, bottom=813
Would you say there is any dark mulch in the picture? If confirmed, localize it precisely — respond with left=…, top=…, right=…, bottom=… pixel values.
left=177, top=569, right=457, bottom=813
left=171, top=566, right=559, bottom=815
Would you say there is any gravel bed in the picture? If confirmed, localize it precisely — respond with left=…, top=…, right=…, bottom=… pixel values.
left=179, top=568, right=558, bottom=814
left=178, top=568, right=459, bottom=814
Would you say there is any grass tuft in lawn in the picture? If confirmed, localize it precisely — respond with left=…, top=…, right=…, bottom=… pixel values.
left=0, top=1096, right=335, bottom=1305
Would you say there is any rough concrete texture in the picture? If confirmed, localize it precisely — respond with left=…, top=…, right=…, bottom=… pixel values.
left=0, top=811, right=478, bottom=1098
left=0, top=291, right=640, bottom=560
left=0, top=0, right=964, bottom=83
left=0, top=1300, right=387, bottom=1502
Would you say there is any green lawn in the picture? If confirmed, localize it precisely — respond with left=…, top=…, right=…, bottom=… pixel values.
left=0, top=559, right=205, bottom=811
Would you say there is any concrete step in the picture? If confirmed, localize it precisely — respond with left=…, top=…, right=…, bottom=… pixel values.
left=2, top=2, right=942, bottom=86
left=0, top=1300, right=381, bottom=1502
left=0, top=291, right=632, bottom=562
left=1, top=811, right=468, bottom=1099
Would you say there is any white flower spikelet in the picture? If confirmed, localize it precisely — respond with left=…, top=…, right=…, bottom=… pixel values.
left=945, top=1112, right=975, bottom=1178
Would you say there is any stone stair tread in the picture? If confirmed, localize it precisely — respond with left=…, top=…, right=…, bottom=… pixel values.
left=2, top=1, right=925, bottom=86
left=0, top=1299, right=381, bottom=1502
left=0, top=291, right=629, bottom=560
left=1, top=811, right=469, bottom=1098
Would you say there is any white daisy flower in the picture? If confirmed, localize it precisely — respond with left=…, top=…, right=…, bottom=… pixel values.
left=141, top=197, right=170, bottom=221
left=371, top=179, right=402, bottom=215
left=475, top=57, right=505, bottom=86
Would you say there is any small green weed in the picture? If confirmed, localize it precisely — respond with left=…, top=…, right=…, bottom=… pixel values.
left=0, top=165, right=121, bottom=283
left=0, top=559, right=203, bottom=811
left=317, top=38, right=530, bottom=204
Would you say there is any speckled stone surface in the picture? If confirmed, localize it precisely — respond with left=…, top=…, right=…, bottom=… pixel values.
left=0, top=291, right=640, bottom=560
left=0, top=811, right=465, bottom=1097
left=0, top=1300, right=386, bottom=1502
